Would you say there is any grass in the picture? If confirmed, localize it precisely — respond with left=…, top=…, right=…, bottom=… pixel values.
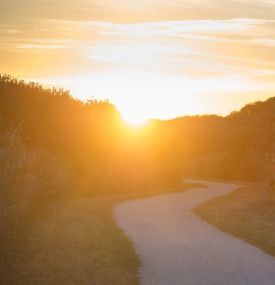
left=8, top=182, right=201, bottom=285
left=195, top=183, right=275, bottom=257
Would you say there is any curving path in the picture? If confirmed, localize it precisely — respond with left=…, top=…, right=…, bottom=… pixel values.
left=114, top=180, right=275, bottom=285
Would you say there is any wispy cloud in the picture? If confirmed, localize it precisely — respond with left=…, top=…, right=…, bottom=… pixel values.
left=79, top=19, right=275, bottom=79
left=2, top=0, right=275, bottom=25
left=1, top=0, right=275, bottom=118
left=16, top=44, right=66, bottom=49
left=2, top=17, right=275, bottom=80
left=88, top=18, right=275, bottom=45
left=1, top=16, right=275, bottom=118
left=91, top=18, right=269, bottom=36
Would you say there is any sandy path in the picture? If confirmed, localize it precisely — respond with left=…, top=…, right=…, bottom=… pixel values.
left=114, top=180, right=275, bottom=285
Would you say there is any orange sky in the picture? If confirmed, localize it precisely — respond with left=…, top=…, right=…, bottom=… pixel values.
left=1, top=1, right=275, bottom=122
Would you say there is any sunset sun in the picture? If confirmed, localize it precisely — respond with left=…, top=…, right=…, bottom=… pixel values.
left=122, top=112, right=148, bottom=127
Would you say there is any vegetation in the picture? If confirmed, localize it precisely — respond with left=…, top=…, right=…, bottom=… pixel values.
left=0, top=74, right=275, bottom=283
left=160, top=99, right=275, bottom=182
left=4, top=183, right=199, bottom=285
left=195, top=183, right=275, bottom=257
left=0, top=75, right=192, bottom=283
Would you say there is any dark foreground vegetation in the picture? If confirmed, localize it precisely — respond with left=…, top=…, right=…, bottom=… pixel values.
left=0, top=75, right=197, bottom=283
left=0, top=74, right=274, bottom=283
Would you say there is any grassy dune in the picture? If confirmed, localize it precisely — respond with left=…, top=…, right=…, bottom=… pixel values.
left=8, top=183, right=201, bottom=285
left=195, top=184, right=275, bottom=257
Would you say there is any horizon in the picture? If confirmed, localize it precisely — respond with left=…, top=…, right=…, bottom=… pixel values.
left=1, top=1, right=275, bottom=123
left=5, top=75, right=275, bottom=124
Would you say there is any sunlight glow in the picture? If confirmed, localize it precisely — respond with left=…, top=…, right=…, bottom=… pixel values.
left=7, top=17, right=275, bottom=120
left=122, top=113, right=148, bottom=127
left=33, top=70, right=271, bottom=121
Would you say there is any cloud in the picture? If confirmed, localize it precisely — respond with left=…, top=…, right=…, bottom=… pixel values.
left=1, top=17, right=275, bottom=108
left=16, top=44, right=66, bottom=49
left=250, top=38, right=275, bottom=47
left=1, top=1, right=275, bottom=118
left=80, top=19, right=275, bottom=78
left=87, top=41, right=194, bottom=66
left=2, top=17, right=275, bottom=80
left=1, top=0, right=275, bottom=25
left=89, top=18, right=275, bottom=42
left=91, top=18, right=264, bottom=36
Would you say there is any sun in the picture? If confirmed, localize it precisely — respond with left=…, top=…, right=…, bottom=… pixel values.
left=122, top=113, right=148, bottom=127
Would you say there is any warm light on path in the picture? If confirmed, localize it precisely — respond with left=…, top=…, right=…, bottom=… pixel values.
left=115, top=180, right=275, bottom=285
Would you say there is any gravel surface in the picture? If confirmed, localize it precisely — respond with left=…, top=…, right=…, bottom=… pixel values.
left=114, top=180, right=275, bottom=285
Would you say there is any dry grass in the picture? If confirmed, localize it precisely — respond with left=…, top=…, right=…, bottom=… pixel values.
left=195, top=183, right=275, bottom=257
left=7, top=182, right=201, bottom=285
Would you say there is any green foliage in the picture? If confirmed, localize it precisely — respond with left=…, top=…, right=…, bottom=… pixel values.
left=1, top=74, right=274, bottom=204
left=157, top=99, right=275, bottom=182
left=0, top=75, right=181, bottom=210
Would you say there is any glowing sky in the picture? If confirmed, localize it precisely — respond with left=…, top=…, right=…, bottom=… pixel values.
left=1, top=1, right=275, bottom=121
